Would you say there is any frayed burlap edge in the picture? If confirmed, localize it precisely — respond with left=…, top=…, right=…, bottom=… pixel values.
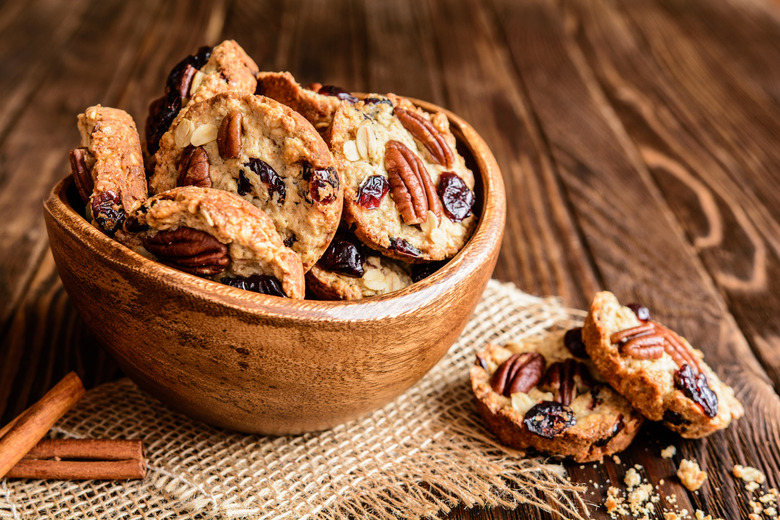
left=0, top=280, right=592, bottom=520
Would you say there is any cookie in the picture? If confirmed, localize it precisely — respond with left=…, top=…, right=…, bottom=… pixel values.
left=69, top=105, right=148, bottom=235
left=306, top=228, right=412, bottom=300
left=328, top=94, right=477, bottom=262
left=146, top=40, right=259, bottom=156
left=255, top=71, right=356, bottom=133
left=582, top=291, right=744, bottom=438
left=471, top=329, right=643, bottom=462
left=127, top=186, right=305, bottom=299
left=149, top=91, right=343, bottom=272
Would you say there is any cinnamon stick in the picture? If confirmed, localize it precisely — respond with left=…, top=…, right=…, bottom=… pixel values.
left=0, top=372, right=85, bottom=478
left=23, top=439, right=144, bottom=461
left=6, top=459, right=146, bottom=480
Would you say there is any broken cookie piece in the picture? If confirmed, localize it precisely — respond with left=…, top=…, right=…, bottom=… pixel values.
left=470, top=329, right=643, bottom=462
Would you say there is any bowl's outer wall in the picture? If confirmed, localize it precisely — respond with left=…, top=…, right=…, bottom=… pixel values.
left=43, top=105, right=505, bottom=434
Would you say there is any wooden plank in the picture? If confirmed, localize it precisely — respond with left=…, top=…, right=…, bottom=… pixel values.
left=487, top=0, right=780, bottom=518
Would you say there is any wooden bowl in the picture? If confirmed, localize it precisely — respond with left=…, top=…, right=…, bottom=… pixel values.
left=43, top=101, right=505, bottom=434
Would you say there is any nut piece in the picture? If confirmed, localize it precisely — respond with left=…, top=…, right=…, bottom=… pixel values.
left=141, top=226, right=229, bottom=275
left=69, top=147, right=95, bottom=203
left=217, top=110, right=243, bottom=159
left=395, top=107, right=454, bottom=167
left=384, top=140, right=443, bottom=225
left=610, top=321, right=702, bottom=372
left=537, top=359, right=592, bottom=406
left=490, top=352, right=545, bottom=397
left=177, top=146, right=211, bottom=188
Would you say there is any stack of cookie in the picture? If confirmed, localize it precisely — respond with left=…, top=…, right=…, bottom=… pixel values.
left=68, top=40, right=477, bottom=299
left=471, top=292, right=744, bottom=462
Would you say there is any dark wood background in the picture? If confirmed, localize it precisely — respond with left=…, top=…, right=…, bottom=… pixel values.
left=2, top=0, right=780, bottom=518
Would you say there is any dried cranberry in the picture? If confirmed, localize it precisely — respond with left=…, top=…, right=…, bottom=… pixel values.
left=437, top=172, right=474, bottom=222
left=165, top=46, right=212, bottom=99
left=237, top=170, right=253, bottom=196
left=145, top=95, right=182, bottom=156
left=594, top=415, right=624, bottom=447
left=303, top=163, right=339, bottom=205
left=363, top=97, right=394, bottom=107
left=318, top=230, right=365, bottom=277
left=221, top=274, right=286, bottom=297
left=475, top=354, right=488, bottom=371
left=356, top=175, right=390, bottom=209
left=283, top=234, right=296, bottom=248
left=563, top=327, right=588, bottom=358
left=245, top=158, right=286, bottom=204
left=662, top=410, right=690, bottom=426
left=627, top=303, right=651, bottom=322
left=673, top=364, right=718, bottom=418
left=410, top=260, right=447, bottom=282
left=317, top=85, right=358, bottom=104
left=523, top=401, right=576, bottom=438
left=390, top=237, right=421, bottom=259
left=91, top=191, right=125, bottom=235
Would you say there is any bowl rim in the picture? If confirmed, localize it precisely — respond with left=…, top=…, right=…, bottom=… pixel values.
left=45, top=98, right=506, bottom=322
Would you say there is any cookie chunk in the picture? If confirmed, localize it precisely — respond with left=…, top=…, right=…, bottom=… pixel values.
left=471, top=330, right=643, bottom=462
left=306, top=229, right=412, bottom=300
left=69, top=105, right=148, bottom=235
left=146, top=40, right=259, bottom=156
left=328, top=94, right=477, bottom=262
left=149, top=91, right=342, bottom=272
left=255, top=71, right=355, bottom=133
left=127, top=187, right=305, bottom=299
left=582, top=291, right=744, bottom=438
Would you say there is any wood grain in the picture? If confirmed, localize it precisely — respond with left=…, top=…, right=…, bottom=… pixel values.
left=1, top=0, right=780, bottom=518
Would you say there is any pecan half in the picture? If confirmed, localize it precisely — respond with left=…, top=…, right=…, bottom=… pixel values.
left=490, top=352, right=545, bottom=397
left=142, top=227, right=229, bottom=276
left=538, top=359, right=592, bottom=406
left=395, top=107, right=454, bottom=167
left=69, top=147, right=95, bottom=203
left=384, top=140, right=442, bottom=225
left=217, top=111, right=243, bottom=159
left=611, top=322, right=702, bottom=373
left=177, top=146, right=211, bottom=188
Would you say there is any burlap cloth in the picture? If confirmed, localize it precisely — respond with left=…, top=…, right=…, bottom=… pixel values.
left=0, top=280, right=591, bottom=519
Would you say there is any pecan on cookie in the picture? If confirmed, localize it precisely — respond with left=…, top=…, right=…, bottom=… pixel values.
left=255, top=71, right=357, bottom=134
left=145, top=40, right=259, bottom=156
left=70, top=105, right=148, bottom=236
left=126, top=186, right=305, bottom=298
left=329, top=94, right=477, bottom=262
left=471, top=330, right=643, bottom=462
left=149, top=91, right=342, bottom=272
left=582, top=291, right=744, bottom=438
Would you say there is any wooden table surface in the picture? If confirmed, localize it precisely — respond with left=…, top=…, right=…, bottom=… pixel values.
left=2, top=0, right=780, bottom=518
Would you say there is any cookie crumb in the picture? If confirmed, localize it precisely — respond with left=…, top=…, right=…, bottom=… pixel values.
left=734, top=464, right=766, bottom=484
left=661, top=445, right=677, bottom=459
left=612, top=454, right=621, bottom=464
left=625, top=467, right=642, bottom=488
left=678, top=459, right=707, bottom=491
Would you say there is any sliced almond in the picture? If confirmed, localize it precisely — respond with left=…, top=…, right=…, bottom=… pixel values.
left=362, top=268, right=387, bottom=291
left=175, top=119, right=195, bottom=148
left=189, top=71, right=206, bottom=97
left=190, top=123, right=218, bottom=146
left=356, top=122, right=376, bottom=161
left=343, top=140, right=360, bottom=162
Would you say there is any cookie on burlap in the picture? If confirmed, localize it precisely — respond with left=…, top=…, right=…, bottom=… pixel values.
left=582, top=291, right=744, bottom=438
left=471, top=329, right=643, bottom=462
left=149, top=91, right=342, bottom=272
left=127, top=186, right=304, bottom=299
left=69, top=105, right=148, bottom=235
left=255, top=71, right=356, bottom=133
left=306, top=228, right=412, bottom=300
left=145, top=40, right=259, bottom=156
left=328, top=94, right=477, bottom=262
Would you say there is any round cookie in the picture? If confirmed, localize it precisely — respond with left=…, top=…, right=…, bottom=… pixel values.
left=255, top=71, right=355, bottom=133
left=471, top=329, right=643, bottom=463
left=149, top=91, right=343, bottom=272
left=582, top=291, right=744, bottom=438
left=127, top=187, right=305, bottom=299
left=328, top=94, right=477, bottom=262
left=69, top=105, right=148, bottom=235
left=146, top=40, right=259, bottom=156
left=306, top=229, right=412, bottom=300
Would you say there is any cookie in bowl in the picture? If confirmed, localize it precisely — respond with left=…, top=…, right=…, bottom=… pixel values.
left=328, top=94, right=477, bottom=263
left=126, top=186, right=305, bottom=298
left=69, top=105, right=148, bottom=236
left=149, top=91, right=342, bottom=272
left=582, top=291, right=744, bottom=438
left=306, top=228, right=413, bottom=300
left=471, top=329, right=643, bottom=462
left=145, top=40, right=259, bottom=156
